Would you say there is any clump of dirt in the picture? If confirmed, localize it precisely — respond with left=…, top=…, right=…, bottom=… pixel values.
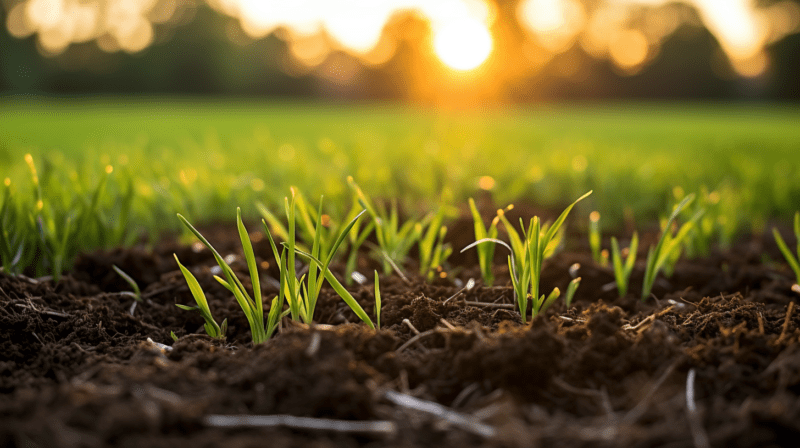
left=1, top=225, right=799, bottom=447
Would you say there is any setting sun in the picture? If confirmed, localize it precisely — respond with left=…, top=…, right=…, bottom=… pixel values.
left=433, top=19, right=493, bottom=71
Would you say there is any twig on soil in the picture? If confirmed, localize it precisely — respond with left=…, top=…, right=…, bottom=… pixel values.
left=443, top=278, right=475, bottom=304
left=776, top=301, right=795, bottom=344
left=384, top=390, right=496, bottom=438
left=402, top=319, right=421, bottom=335
left=439, top=318, right=456, bottom=330
left=685, top=369, right=710, bottom=448
left=396, top=326, right=459, bottom=353
left=14, top=302, right=70, bottom=319
left=204, top=414, right=397, bottom=436
left=396, top=329, right=440, bottom=353
left=16, top=274, right=42, bottom=284
left=463, top=301, right=515, bottom=309
left=106, top=291, right=139, bottom=300
left=623, top=305, right=674, bottom=333
left=757, top=312, right=765, bottom=335
left=31, top=332, right=44, bottom=345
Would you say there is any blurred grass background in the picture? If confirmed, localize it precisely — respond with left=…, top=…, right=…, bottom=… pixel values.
left=3, top=97, right=799, bottom=232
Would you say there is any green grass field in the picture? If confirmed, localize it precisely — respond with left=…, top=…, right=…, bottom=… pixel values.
left=2, top=98, right=799, bottom=275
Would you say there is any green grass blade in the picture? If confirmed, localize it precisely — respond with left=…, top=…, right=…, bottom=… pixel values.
left=611, top=237, right=627, bottom=297
left=589, top=211, right=602, bottom=264
left=773, top=228, right=800, bottom=283
left=174, top=254, right=222, bottom=338
left=178, top=213, right=263, bottom=342
left=625, top=233, right=639, bottom=276
left=542, top=191, right=592, bottom=247
left=468, top=197, right=494, bottom=285
left=374, top=270, right=381, bottom=330
left=530, top=217, right=541, bottom=304
left=497, top=212, right=524, bottom=273
left=257, top=201, right=289, bottom=242
left=641, top=194, right=695, bottom=300
left=306, top=196, right=325, bottom=320
left=322, top=209, right=368, bottom=268
left=565, top=278, right=580, bottom=308
left=214, top=275, right=233, bottom=292
left=263, top=219, right=282, bottom=267
left=290, top=246, right=374, bottom=329
left=312, top=209, right=367, bottom=302
left=112, top=264, right=141, bottom=301
left=642, top=247, right=656, bottom=301
left=237, top=208, right=262, bottom=313
left=794, top=212, right=799, bottom=257
left=538, top=287, right=561, bottom=316
left=507, top=256, right=526, bottom=323
left=266, top=296, right=282, bottom=339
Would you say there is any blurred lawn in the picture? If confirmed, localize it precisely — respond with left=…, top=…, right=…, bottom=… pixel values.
left=2, top=97, right=799, bottom=233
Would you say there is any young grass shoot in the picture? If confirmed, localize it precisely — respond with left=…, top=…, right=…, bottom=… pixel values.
left=462, top=191, right=592, bottom=323
left=772, top=211, right=800, bottom=287
left=610, top=233, right=638, bottom=298
left=641, top=194, right=697, bottom=301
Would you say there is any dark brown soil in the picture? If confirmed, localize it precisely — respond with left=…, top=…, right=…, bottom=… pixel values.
left=1, top=224, right=799, bottom=447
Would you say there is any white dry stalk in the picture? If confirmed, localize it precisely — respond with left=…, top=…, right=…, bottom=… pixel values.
left=204, top=414, right=397, bottom=436
left=384, top=390, right=496, bottom=438
left=686, top=369, right=710, bottom=448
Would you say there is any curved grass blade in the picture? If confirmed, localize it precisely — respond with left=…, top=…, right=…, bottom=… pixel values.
left=288, top=246, right=374, bottom=329
left=174, top=254, right=223, bottom=338
left=112, top=264, right=141, bottom=302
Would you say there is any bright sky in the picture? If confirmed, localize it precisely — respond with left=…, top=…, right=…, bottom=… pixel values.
left=5, top=0, right=800, bottom=77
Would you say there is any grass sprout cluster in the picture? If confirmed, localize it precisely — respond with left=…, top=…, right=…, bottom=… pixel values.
left=463, top=191, right=592, bottom=323
left=641, top=194, right=700, bottom=300
left=174, top=190, right=380, bottom=344
left=590, top=194, right=699, bottom=300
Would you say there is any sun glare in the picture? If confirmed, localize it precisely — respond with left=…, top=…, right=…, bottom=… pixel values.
left=433, top=19, right=493, bottom=71
left=4, top=0, right=799, bottom=79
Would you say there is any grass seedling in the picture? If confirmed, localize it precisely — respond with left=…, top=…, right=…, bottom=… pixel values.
left=174, top=254, right=227, bottom=339
left=468, top=198, right=500, bottom=286
left=177, top=208, right=280, bottom=344
left=282, top=200, right=375, bottom=329
left=263, top=189, right=375, bottom=329
left=349, top=178, right=420, bottom=275
left=417, top=205, right=453, bottom=281
left=112, top=264, right=142, bottom=301
left=343, top=197, right=375, bottom=285
left=589, top=211, right=609, bottom=267
left=772, top=211, right=800, bottom=286
left=641, top=194, right=696, bottom=301
left=610, top=233, right=638, bottom=298
left=259, top=187, right=341, bottom=258
left=565, top=277, right=581, bottom=308
left=463, top=191, right=592, bottom=323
